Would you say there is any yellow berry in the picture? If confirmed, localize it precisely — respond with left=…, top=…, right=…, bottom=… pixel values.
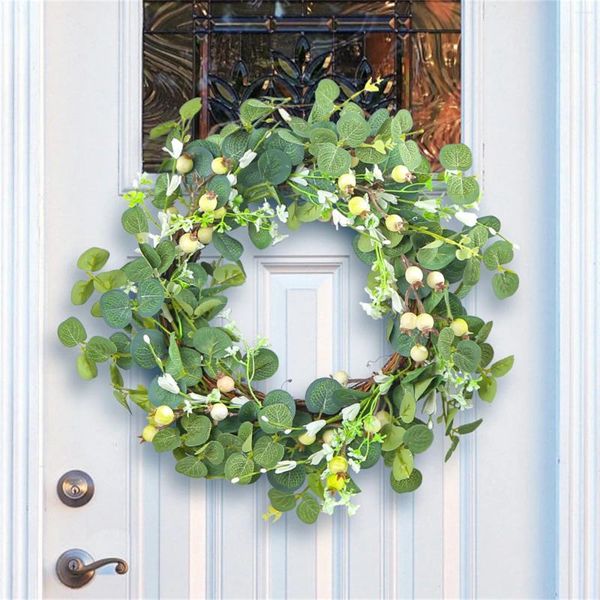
left=322, top=429, right=335, bottom=444
left=178, top=232, right=201, bottom=254
left=364, top=415, right=382, bottom=433
left=400, top=312, right=418, bottom=330
left=385, top=214, right=405, bottom=232
left=210, top=403, right=229, bottom=421
left=337, top=172, right=356, bottom=192
left=176, top=153, right=194, bottom=175
left=211, top=157, right=229, bottom=175
left=426, top=271, right=445, bottom=289
left=198, top=192, right=218, bottom=212
left=213, top=207, right=227, bottom=219
left=326, top=474, right=346, bottom=492
left=375, top=410, right=392, bottom=426
left=391, top=164, right=412, bottom=183
left=154, top=405, right=175, bottom=426
left=332, top=370, right=349, bottom=386
left=216, top=375, right=235, bottom=393
left=328, top=456, right=348, bottom=474
left=416, top=313, right=434, bottom=332
left=450, top=318, right=469, bottom=337
left=410, top=344, right=429, bottom=363
left=142, top=424, right=158, bottom=442
left=298, top=433, right=316, bottom=446
left=405, top=265, right=424, bottom=285
left=196, top=227, right=213, bottom=244
left=348, top=196, right=370, bottom=216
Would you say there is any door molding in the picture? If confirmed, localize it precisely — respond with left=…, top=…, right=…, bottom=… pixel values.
left=558, top=2, right=599, bottom=598
left=0, top=1, right=45, bottom=597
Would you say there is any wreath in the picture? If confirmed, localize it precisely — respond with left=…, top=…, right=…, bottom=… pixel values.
left=58, top=79, right=518, bottom=524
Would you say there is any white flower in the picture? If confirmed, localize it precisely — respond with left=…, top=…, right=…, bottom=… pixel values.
left=390, top=289, right=404, bottom=313
left=163, top=138, right=183, bottom=159
left=276, top=204, right=289, bottom=223
left=229, top=188, right=238, bottom=202
left=224, top=345, right=241, bottom=357
left=157, top=373, right=181, bottom=395
left=278, top=107, right=292, bottom=122
left=348, top=458, right=361, bottom=474
left=188, top=393, right=209, bottom=403
left=166, top=174, right=181, bottom=197
left=305, top=419, right=327, bottom=437
left=230, top=396, right=250, bottom=407
left=373, top=371, right=394, bottom=394
left=455, top=211, right=478, bottom=227
left=274, top=460, right=297, bottom=474
left=231, top=477, right=240, bottom=484
left=372, top=164, right=384, bottom=182
left=379, top=191, right=398, bottom=205
left=317, top=189, right=337, bottom=206
left=227, top=173, right=238, bottom=186
left=143, top=334, right=151, bottom=344
left=346, top=503, right=360, bottom=516
left=238, top=150, right=257, bottom=169
left=183, top=399, right=194, bottom=415
left=123, top=282, right=138, bottom=294
left=290, top=166, right=309, bottom=186
left=308, top=448, right=328, bottom=465
left=360, top=302, right=383, bottom=319
left=414, top=198, right=439, bottom=212
left=331, top=209, right=352, bottom=230
left=341, top=403, right=360, bottom=422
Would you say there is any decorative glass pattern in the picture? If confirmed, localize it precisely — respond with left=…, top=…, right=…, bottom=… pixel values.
left=143, top=0, right=461, bottom=170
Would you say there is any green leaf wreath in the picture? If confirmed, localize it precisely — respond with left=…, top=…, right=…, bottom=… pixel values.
left=58, top=79, right=518, bottom=524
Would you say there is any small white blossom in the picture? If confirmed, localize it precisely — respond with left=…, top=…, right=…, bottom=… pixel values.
left=317, top=189, right=337, bottom=206
left=166, top=174, right=182, bottom=197
left=163, top=138, right=183, bottom=159
left=224, top=345, right=241, bottom=357
left=123, top=282, right=138, bottom=294
left=230, top=396, right=250, bottom=407
left=390, top=288, right=404, bottom=313
left=290, top=166, right=309, bottom=186
left=414, top=198, right=439, bottom=212
left=238, top=150, right=257, bottom=169
left=227, top=172, right=238, bottom=186
left=157, top=373, right=181, bottom=395
left=341, top=403, right=360, bottom=422
left=331, top=209, right=352, bottom=230
left=372, top=164, right=384, bottom=181
left=278, top=107, right=292, bottom=122
left=231, top=477, right=240, bottom=484
left=276, top=204, right=289, bottom=223
left=305, top=419, right=327, bottom=437
left=143, top=334, right=151, bottom=344
left=455, top=211, right=478, bottom=227
left=274, top=460, right=297, bottom=474
left=373, top=371, right=394, bottom=394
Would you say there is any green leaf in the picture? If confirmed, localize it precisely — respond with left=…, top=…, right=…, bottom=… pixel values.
left=268, top=464, right=306, bottom=492
left=57, top=317, right=87, bottom=347
left=381, top=424, right=405, bottom=451
left=304, top=377, right=342, bottom=415
left=403, top=424, right=434, bottom=454
left=391, top=109, right=413, bottom=137
left=490, top=355, right=514, bottom=377
left=175, top=456, right=208, bottom=478
left=189, top=145, right=214, bottom=178
left=479, top=374, right=497, bottom=402
left=259, top=403, right=293, bottom=434
left=417, top=242, right=455, bottom=270
left=182, top=414, right=212, bottom=446
left=264, top=389, right=296, bottom=417
left=121, top=206, right=148, bottom=234
left=77, top=247, right=109, bottom=272
left=337, top=113, right=369, bottom=147
left=492, top=271, right=519, bottom=299
left=76, top=352, right=97, bottom=380
left=71, top=279, right=94, bottom=305
left=136, top=279, right=165, bottom=317
left=399, top=387, right=416, bottom=424
left=258, top=148, right=292, bottom=185
left=179, top=97, right=202, bottom=120
left=296, top=495, right=320, bottom=524
left=202, top=441, right=225, bottom=465
left=139, top=244, right=161, bottom=269
left=192, top=327, right=231, bottom=360
left=483, top=241, right=514, bottom=270
left=149, top=120, right=177, bottom=139
left=389, top=468, right=422, bottom=494
left=212, top=232, right=243, bottom=261
left=268, top=488, right=297, bottom=512
left=316, top=143, right=351, bottom=177
left=239, top=421, right=253, bottom=453
left=355, top=145, right=386, bottom=164
left=122, top=257, right=154, bottom=282
left=156, top=239, right=177, bottom=274
left=463, top=258, right=481, bottom=286
left=456, top=418, right=483, bottom=435
left=194, top=296, right=227, bottom=319
left=315, top=79, right=340, bottom=101
left=239, top=99, right=273, bottom=125
left=454, top=340, right=482, bottom=373
left=224, top=452, right=255, bottom=484
left=253, top=436, right=285, bottom=468
left=93, top=270, right=128, bottom=293
left=440, top=143, right=472, bottom=170
left=447, top=175, right=480, bottom=205
left=398, top=139, right=421, bottom=170
left=148, top=376, right=180, bottom=408
left=437, top=327, right=454, bottom=360
left=252, top=348, right=279, bottom=380
left=153, top=428, right=181, bottom=452
left=86, top=336, right=117, bottom=363
left=99, top=290, right=132, bottom=328
left=392, top=447, right=414, bottom=480
left=207, top=175, right=232, bottom=202
left=213, top=264, right=246, bottom=287
left=248, top=226, right=272, bottom=249
left=130, top=329, right=166, bottom=369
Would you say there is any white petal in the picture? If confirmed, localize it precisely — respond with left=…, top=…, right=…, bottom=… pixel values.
left=455, top=211, right=478, bottom=227
left=274, top=460, right=297, bottom=474
left=157, top=373, right=181, bottom=395
left=305, top=419, right=327, bottom=437
left=341, top=403, right=361, bottom=422
left=238, top=150, right=257, bottom=169
left=167, top=174, right=181, bottom=197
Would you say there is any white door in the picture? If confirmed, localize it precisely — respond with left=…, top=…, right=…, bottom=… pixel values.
left=38, top=1, right=557, bottom=598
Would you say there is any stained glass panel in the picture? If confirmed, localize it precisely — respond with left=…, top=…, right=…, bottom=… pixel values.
left=143, top=0, right=461, bottom=170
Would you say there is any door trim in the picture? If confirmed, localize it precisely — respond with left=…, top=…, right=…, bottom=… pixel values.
left=558, top=2, right=599, bottom=598
left=0, top=1, right=45, bottom=597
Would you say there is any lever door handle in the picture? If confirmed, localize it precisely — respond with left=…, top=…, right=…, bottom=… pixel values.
left=56, top=548, right=128, bottom=588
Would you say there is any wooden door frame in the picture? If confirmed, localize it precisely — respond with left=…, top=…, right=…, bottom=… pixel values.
left=1, top=1, right=595, bottom=597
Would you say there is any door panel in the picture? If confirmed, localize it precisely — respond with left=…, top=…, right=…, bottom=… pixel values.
left=43, top=1, right=557, bottom=598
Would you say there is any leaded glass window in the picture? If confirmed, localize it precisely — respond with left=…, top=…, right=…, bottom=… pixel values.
left=143, top=0, right=461, bottom=170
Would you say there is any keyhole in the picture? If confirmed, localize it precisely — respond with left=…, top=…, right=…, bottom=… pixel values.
left=68, top=559, right=80, bottom=572
left=70, top=485, right=81, bottom=497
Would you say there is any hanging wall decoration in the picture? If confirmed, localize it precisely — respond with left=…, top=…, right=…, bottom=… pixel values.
left=58, top=80, right=517, bottom=524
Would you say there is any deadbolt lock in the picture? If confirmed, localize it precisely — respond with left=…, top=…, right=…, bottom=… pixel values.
left=57, top=470, right=94, bottom=507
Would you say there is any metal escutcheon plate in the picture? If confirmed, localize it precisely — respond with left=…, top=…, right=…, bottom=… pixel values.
left=57, top=470, right=94, bottom=507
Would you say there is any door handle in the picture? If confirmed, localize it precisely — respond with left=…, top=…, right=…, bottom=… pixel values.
left=56, top=548, right=128, bottom=588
